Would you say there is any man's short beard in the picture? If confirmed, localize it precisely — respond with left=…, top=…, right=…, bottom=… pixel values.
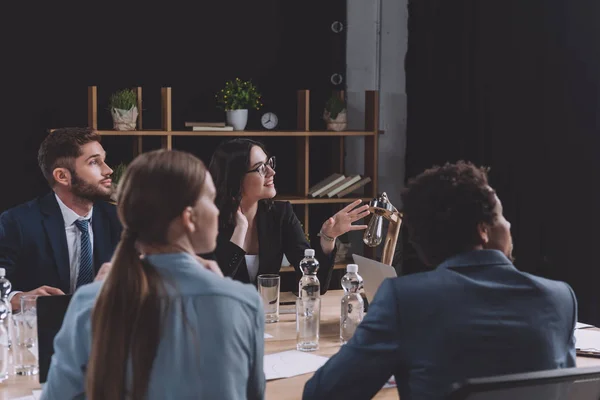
left=70, top=169, right=112, bottom=202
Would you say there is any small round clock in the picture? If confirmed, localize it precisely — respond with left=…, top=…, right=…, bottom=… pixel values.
left=261, top=112, right=278, bottom=130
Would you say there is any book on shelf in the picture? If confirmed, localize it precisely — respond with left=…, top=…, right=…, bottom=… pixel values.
left=185, top=122, right=226, bottom=127
left=324, top=175, right=362, bottom=197
left=308, top=174, right=346, bottom=197
left=335, top=176, right=371, bottom=197
left=191, top=126, right=234, bottom=131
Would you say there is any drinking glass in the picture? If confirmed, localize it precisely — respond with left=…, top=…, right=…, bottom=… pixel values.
left=13, top=295, right=38, bottom=376
left=258, top=274, right=280, bottom=323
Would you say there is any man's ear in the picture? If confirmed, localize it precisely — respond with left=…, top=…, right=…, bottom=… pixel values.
left=52, top=168, right=71, bottom=187
left=477, top=222, right=489, bottom=245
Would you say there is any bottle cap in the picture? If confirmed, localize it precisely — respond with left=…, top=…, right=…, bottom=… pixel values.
left=0, top=268, right=4, bottom=277
left=346, top=264, right=358, bottom=273
left=304, top=249, right=315, bottom=257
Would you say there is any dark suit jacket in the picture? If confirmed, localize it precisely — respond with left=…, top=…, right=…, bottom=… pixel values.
left=303, top=249, right=577, bottom=400
left=0, top=192, right=122, bottom=293
left=203, top=200, right=335, bottom=295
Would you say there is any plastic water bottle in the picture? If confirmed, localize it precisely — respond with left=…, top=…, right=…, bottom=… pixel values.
left=0, top=300, right=8, bottom=381
left=298, top=249, right=320, bottom=299
left=296, top=249, right=321, bottom=351
left=0, top=269, right=11, bottom=348
left=340, top=264, right=364, bottom=344
left=0, top=268, right=11, bottom=304
left=0, top=268, right=10, bottom=380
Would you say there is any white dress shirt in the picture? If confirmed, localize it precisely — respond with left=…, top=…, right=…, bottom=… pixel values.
left=55, top=194, right=94, bottom=293
left=7, top=195, right=95, bottom=304
left=244, top=254, right=259, bottom=283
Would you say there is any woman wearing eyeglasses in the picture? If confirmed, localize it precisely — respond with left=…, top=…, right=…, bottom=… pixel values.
left=205, top=138, right=370, bottom=294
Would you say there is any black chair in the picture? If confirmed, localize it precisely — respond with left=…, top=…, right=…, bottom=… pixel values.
left=448, top=367, right=600, bottom=400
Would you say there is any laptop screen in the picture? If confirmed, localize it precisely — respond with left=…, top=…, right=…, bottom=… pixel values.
left=351, top=254, right=397, bottom=301
left=36, top=294, right=73, bottom=383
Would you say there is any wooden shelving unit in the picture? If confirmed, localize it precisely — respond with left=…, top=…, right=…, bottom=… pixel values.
left=276, top=195, right=372, bottom=205
left=86, top=85, right=379, bottom=236
left=95, top=130, right=376, bottom=137
left=280, top=264, right=348, bottom=273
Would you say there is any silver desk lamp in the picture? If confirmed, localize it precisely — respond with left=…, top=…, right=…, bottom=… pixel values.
left=362, top=192, right=403, bottom=266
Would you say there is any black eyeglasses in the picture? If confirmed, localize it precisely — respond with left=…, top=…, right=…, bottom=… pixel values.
left=247, top=156, right=276, bottom=177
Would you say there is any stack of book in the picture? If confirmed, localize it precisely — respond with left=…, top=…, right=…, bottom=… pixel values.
left=185, top=122, right=233, bottom=131
left=308, top=173, right=372, bottom=198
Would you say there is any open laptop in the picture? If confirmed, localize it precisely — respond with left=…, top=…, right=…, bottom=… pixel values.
left=352, top=254, right=397, bottom=302
left=448, top=366, right=600, bottom=400
left=36, top=294, right=73, bottom=383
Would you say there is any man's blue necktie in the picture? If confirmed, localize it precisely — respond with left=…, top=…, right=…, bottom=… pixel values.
left=74, top=219, right=93, bottom=288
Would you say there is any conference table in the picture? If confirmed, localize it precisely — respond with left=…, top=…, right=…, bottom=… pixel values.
left=0, top=290, right=395, bottom=400
left=2, top=290, right=600, bottom=400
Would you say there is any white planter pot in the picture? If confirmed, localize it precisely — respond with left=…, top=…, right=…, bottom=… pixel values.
left=324, top=109, right=347, bottom=131
left=111, top=106, right=138, bottom=131
left=226, top=109, right=248, bottom=131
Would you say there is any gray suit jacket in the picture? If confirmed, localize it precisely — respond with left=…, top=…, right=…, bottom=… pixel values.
left=41, top=252, right=265, bottom=400
left=303, top=249, right=577, bottom=400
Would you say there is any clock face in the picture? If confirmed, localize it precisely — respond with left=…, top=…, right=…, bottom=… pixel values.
left=261, top=112, right=278, bottom=130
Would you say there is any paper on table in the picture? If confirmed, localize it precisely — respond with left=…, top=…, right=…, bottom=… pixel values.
left=576, top=322, right=595, bottom=329
left=264, top=350, right=329, bottom=380
left=575, top=329, right=600, bottom=351
left=12, top=389, right=43, bottom=400
left=264, top=333, right=273, bottom=339
left=382, top=376, right=397, bottom=389
left=29, top=346, right=39, bottom=360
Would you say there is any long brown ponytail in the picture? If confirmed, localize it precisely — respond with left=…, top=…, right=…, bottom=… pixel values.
left=85, top=149, right=207, bottom=400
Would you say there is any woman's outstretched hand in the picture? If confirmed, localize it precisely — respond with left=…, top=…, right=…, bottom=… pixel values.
left=321, top=199, right=371, bottom=240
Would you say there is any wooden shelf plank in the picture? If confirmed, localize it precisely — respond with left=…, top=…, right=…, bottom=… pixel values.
left=95, top=130, right=376, bottom=137
left=276, top=195, right=372, bottom=204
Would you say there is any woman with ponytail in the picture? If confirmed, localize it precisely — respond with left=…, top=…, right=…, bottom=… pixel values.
left=41, top=149, right=265, bottom=400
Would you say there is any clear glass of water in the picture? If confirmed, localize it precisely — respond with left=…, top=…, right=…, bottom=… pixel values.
left=13, top=295, right=38, bottom=376
left=257, top=274, right=280, bottom=323
left=296, top=297, right=320, bottom=352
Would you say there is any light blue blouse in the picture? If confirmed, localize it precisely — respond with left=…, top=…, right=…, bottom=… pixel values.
left=41, top=252, right=265, bottom=400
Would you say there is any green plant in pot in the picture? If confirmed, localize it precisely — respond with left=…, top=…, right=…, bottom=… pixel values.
left=109, top=88, right=138, bottom=131
left=109, top=162, right=128, bottom=202
left=323, top=93, right=347, bottom=131
left=215, top=78, right=263, bottom=131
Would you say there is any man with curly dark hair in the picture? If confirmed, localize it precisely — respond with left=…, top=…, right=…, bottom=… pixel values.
left=401, top=161, right=512, bottom=266
left=304, top=161, right=577, bottom=400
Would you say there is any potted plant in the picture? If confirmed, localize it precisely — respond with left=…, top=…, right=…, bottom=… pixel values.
left=323, top=93, right=347, bottom=131
left=109, top=88, right=138, bottom=131
left=109, top=162, right=128, bottom=202
left=215, top=78, right=263, bottom=131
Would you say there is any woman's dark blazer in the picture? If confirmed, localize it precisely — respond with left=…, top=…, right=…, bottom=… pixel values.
left=204, top=200, right=335, bottom=295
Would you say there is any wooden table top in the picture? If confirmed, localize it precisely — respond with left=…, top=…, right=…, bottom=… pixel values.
left=2, top=290, right=600, bottom=400
left=264, top=291, right=397, bottom=399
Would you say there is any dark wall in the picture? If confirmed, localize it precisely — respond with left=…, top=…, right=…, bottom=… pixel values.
left=406, top=0, right=600, bottom=323
left=0, top=2, right=346, bottom=217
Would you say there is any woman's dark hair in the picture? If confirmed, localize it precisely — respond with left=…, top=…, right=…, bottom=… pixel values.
left=86, top=149, right=207, bottom=400
left=400, top=160, right=498, bottom=266
left=209, top=138, right=270, bottom=229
